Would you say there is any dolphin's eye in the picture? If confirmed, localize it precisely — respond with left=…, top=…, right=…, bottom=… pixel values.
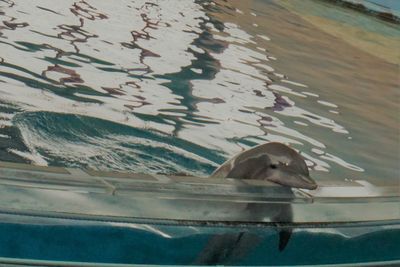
left=270, top=164, right=278, bottom=169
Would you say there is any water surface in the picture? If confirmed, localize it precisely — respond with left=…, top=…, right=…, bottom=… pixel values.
left=0, top=0, right=398, bottom=184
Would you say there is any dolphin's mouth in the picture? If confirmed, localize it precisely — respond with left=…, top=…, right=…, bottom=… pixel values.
left=267, top=172, right=318, bottom=190
left=296, top=174, right=318, bottom=190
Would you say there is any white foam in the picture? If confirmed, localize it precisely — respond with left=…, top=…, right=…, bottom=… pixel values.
left=318, top=100, right=338, bottom=108
left=294, top=121, right=308, bottom=126
left=235, top=8, right=243, bottom=14
left=268, top=84, right=307, bottom=98
left=321, top=153, right=364, bottom=172
left=303, top=92, right=319, bottom=97
left=7, top=149, right=48, bottom=166
left=257, top=34, right=271, bottom=41
left=281, top=79, right=308, bottom=88
left=191, top=68, right=202, bottom=74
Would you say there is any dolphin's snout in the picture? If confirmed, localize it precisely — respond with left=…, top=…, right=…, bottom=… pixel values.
left=267, top=172, right=318, bottom=190
left=297, top=173, right=318, bottom=190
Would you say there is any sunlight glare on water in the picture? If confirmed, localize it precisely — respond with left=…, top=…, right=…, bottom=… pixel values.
left=0, top=0, right=398, bottom=183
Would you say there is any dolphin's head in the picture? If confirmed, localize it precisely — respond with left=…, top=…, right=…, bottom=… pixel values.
left=243, top=142, right=317, bottom=190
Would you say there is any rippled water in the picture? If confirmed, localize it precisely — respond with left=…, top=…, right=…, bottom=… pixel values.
left=0, top=0, right=398, bottom=183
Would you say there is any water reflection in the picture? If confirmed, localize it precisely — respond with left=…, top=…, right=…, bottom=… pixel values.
left=0, top=0, right=394, bottom=182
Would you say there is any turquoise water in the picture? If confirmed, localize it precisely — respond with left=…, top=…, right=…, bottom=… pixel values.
left=361, top=0, right=400, bottom=17
left=345, top=0, right=400, bottom=18
left=0, top=217, right=399, bottom=265
left=368, top=0, right=400, bottom=10
left=0, top=0, right=398, bottom=183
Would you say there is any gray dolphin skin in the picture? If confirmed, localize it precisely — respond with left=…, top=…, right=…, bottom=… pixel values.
left=195, top=142, right=317, bottom=264
left=211, top=142, right=317, bottom=190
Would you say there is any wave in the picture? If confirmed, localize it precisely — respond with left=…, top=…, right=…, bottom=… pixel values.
left=13, top=111, right=222, bottom=176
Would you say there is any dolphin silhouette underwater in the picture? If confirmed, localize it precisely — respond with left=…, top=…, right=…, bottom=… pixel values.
left=195, top=142, right=317, bottom=264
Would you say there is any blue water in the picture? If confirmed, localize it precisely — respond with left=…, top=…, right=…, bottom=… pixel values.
left=367, top=0, right=400, bottom=11
left=344, top=0, right=400, bottom=19
left=0, top=0, right=398, bottom=183
left=1, top=217, right=399, bottom=265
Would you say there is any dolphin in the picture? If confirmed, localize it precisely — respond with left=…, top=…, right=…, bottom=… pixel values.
left=211, top=142, right=317, bottom=190
left=195, top=142, right=317, bottom=264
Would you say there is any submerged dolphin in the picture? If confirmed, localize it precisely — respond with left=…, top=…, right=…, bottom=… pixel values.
left=195, top=142, right=317, bottom=264
left=211, top=142, right=317, bottom=189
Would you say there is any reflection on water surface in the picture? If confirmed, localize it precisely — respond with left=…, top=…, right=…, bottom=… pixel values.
left=0, top=0, right=398, bottom=183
